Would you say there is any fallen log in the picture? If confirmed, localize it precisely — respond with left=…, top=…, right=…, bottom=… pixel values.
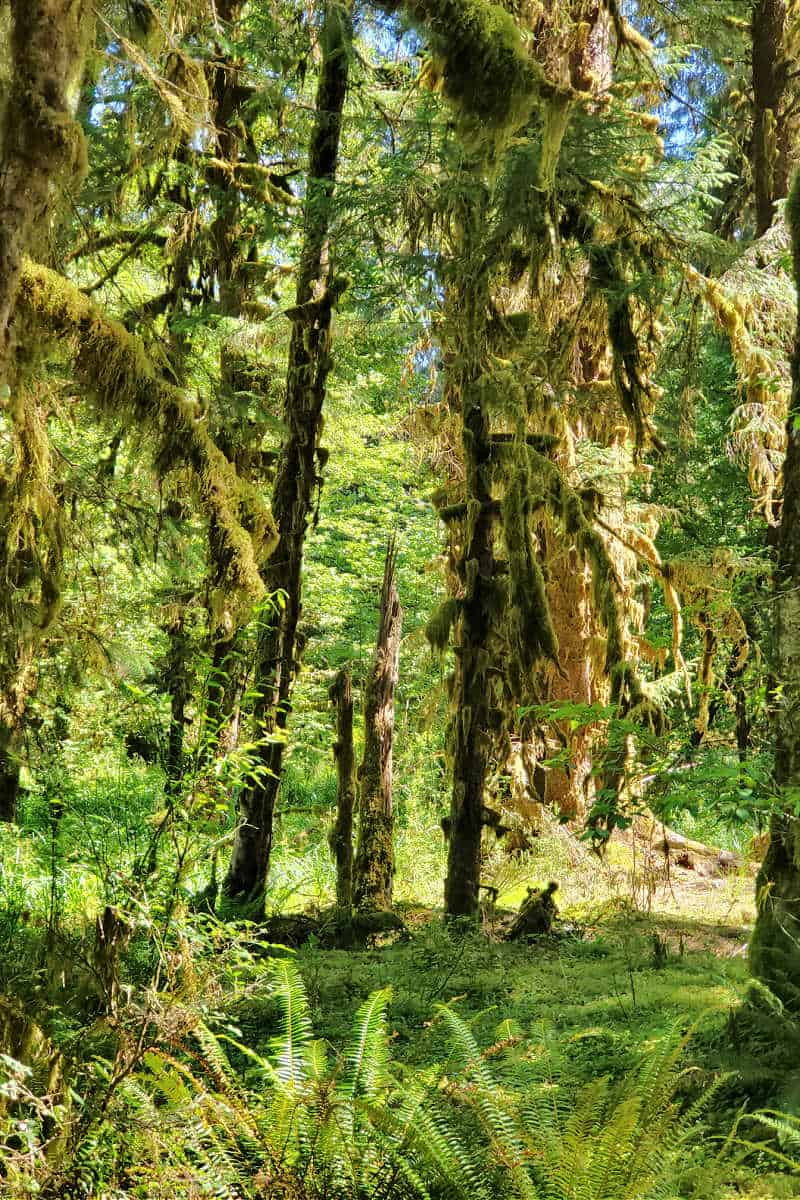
left=630, top=818, right=743, bottom=872
left=262, top=907, right=407, bottom=950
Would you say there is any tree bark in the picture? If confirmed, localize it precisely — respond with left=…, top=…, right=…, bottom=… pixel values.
left=0, top=1, right=92, bottom=382
left=0, top=723, right=20, bottom=823
left=751, top=173, right=800, bottom=1003
left=224, top=0, right=352, bottom=900
left=329, top=668, right=356, bottom=908
left=443, top=257, right=498, bottom=917
left=353, top=541, right=402, bottom=911
left=752, top=0, right=793, bottom=236
left=0, top=1, right=93, bottom=815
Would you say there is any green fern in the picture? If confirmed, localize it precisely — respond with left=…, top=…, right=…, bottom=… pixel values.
left=269, top=957, right=314, bottom=1085
left=105, top=978, right=736, bottom=1200
left=427, top=1016, right=721, bottom=1200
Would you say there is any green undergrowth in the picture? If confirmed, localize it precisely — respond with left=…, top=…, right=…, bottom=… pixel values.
left=1, top=755, right=790, bottom=1196
left=290, top=915, right=747, bottom=1077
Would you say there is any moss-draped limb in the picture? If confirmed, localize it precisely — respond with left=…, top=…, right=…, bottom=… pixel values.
left=383, top=0, right=546, bottom=136
left=594, top=514, right=688, bottom=695
left=528, top=448, right=627, bottom=674
left=16, top=260, right=275, bottom=626
left=501, top=466, right=558, bottom=671
left=587, top=239, right=663, bottom=451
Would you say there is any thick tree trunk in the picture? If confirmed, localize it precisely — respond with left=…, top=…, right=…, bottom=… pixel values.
left=329, top=668, right=356, bottom=908
left=752, top=0, right=792, bottom=236
left=353, top=541, right=402, bottom=911
left=0, top=2, right=92, bottom=813
left=0, top=0, right=91, bottom=383
left=751, top=174, right=800, bottom=1003
left=224, top=0, right=352, bottom=900
left=0, top=724, right=20, bottom=823
left=444, top=268, right=497, bottom=916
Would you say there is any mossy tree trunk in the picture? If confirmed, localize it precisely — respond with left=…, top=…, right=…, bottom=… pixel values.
left=442, top=251, right=499, bottom=918
left=329, top=668, right=356, bottom=909
left=751, top=0, right=794, bottom=237
left=0, top=723, right=20, bottom=823
left=0, top=0, right=92, bottom=819
left=224, top=0, right=353, bottom=901
left=0, top=0, right=92, bottom=386
left=353, top=540, right=402, bottom=911
left=751, top=172, right=800, bottom=1004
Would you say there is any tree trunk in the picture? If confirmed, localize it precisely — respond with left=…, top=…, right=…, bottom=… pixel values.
left=0, top=0, right=92, bottom=384
left=752, top=0, right=792, bottom=236
left=751, top=173, right=800, bottom=1003
left=224, top=0, right=352, bottom=901
left=0, top=724, right=20, bottom=823
left=444, top=269, right=497, bottom=917
left=353, top=541, right=402, bottom=911
left=164, top=614, right=191, bottom=796
left=329, top=668, right=356, bottom=908
left=0, top=2, right=92, bottom=813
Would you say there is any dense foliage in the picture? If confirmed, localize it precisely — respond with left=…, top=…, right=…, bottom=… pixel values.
left=4, top=0, right=800, bottom=1195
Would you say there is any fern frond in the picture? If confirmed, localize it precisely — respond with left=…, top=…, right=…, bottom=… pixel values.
left=269, top=958, right=313, bottom=1085
left=340, top=986, right=392, bottom=1101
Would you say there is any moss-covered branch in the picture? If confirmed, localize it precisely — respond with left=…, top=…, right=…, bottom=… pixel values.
left=16, top=260, right=276, bottom=627
left=380, top=0, right=556, bottom=144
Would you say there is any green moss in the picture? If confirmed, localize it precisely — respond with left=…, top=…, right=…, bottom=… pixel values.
left=425, top=597, right=460, bottom=652
left=17, top=260, right=277, bottom=628
left=501, top=470, right=558, bottom=669
left=383, top=0, right=543, bottom=144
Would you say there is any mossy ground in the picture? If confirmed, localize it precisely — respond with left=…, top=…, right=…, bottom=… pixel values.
left=2, top=751, right=791, bottom=1195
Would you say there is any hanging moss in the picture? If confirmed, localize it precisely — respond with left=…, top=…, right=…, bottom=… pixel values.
left=378, top=0, right=546, bottom=143
left=501, top=470, right=558, bottom=669
left=527, top=448, right=640, bottom=687
left=16, top=260, right=276, bottom=627
left=426, top=597, right=460, bottom=652
left=587, top=240, right=663, bottom=450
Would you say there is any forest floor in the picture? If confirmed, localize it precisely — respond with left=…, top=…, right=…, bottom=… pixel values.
left=274, top=829, right=800, bottom=1196
left=4, top=769, right=799, bottom=1196
left=286, top=820, right=759, bottom=1070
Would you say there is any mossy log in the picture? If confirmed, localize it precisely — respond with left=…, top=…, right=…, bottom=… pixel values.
left=262, top=907, right=407, bottom=950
